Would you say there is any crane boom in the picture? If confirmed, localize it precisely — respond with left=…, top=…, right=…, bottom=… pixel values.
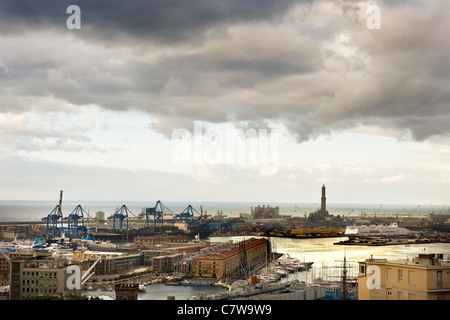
left=58, top=190, right=63, bottom=218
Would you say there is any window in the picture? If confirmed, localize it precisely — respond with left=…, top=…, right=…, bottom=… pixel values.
left=398, top=269, right=403, bottom=280
left=437, top=271, right=442, bottom=289
left=359, top=264, right=366, bottom=275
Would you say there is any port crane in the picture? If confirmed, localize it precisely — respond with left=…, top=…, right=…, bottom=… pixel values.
left=343, top=210, right=354, bottom=221
left=66, top=205, right=91, bottom=239
left=408, top=204, right=421, bottom=217
left=42, top=191, right=64, bottom=239
left=179, top=204, right=201, bottom=225
left=108, top=205, right=136, bottom=231
left=294, top=205, right=307, bottom=219
left=141, top=200, right=176, bottom=228
left=43, top=204, right=64, bottom=240
left=374, top=204, right=383, bottom=218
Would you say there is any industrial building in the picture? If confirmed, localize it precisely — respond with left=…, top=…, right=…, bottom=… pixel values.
left=251, top=205, right=280, bottom=219
left=358, top=253, right=450, bottom=300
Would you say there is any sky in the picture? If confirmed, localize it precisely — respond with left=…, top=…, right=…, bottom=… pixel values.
left=0, top=0, right=450, bottom=205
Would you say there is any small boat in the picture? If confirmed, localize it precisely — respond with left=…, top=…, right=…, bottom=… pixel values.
left=138, top=284, right=147, bottom=292
left=259, top=274, right=280, bottom=282
left=101, top=286, right=114, bottom=292
left=180, top=279, right=213, bottom=286
left=275, top=268, right=287, bottom=277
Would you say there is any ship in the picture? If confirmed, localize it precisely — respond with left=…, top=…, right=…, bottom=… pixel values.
left=90, top=226, right=211, bottom=242
left=344, top=223, right=410, bottom=239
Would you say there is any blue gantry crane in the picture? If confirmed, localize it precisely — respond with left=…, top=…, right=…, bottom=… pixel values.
left=141, top=200, right=176, bottom=228
left=66, top=205, right=90, bottom=239
left=177, top=204, right=233, bottom=233
left=43, top=190, right=64, bottom=240
left=179, top=204, right=201, bottom=225
left=44, top=204, right=63, bottom=240
left=108, top=205, right=136, bottom=231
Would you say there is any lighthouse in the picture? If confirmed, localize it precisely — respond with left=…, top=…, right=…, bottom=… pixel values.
left=321, top=184, right=327, bottom=213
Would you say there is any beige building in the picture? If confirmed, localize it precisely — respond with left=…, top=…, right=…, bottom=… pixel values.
left=9, top=256, right=81, bottom=300
left=358, top=254, right=450, bottom=300
left=192, top=238, right=268, bottom=280
left=134, top=235, right=189, bottom=246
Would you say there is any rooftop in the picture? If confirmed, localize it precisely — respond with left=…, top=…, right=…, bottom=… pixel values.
left=195, top=238, right=267, bottom=260
left=363, top=253, right=450, bottom=268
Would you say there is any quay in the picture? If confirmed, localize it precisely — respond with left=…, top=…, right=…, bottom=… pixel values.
left=334, top=237, right=448, bottom=246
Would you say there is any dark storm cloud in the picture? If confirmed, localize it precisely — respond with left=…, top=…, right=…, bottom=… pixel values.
left=1, top=0, right=450, bottom=144
left=0, top=0, right=303, bottom=43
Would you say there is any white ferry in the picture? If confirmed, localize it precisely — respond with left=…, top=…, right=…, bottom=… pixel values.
left=344, top=223, right=410, bottom=238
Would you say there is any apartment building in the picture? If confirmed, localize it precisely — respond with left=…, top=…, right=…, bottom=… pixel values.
left=358, top=253, right=450, bottom=300
left=9, top=254, right=81, bottom=300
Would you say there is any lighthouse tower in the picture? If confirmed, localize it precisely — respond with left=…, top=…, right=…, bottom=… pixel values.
left=321, top=184, right=327, bottom=213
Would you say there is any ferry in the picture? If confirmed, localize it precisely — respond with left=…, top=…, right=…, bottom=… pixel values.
left=344, top=223, right=410, bottom=239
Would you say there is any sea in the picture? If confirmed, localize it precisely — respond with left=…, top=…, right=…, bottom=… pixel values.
left=0, top=200, right=441, bottom=222
left=1, top=200, right=450, bottom=300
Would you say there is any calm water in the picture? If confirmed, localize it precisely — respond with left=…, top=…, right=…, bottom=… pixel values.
left=84, top=283, right=229, bottom=300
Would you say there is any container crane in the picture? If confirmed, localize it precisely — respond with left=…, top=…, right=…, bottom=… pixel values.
left=108, top=205, right=136, bottom=231
left=179, top=204, right=201, bottom=225
left=43, top=204, right=63, bottom=240
left=41, top=191, right=66, bottom=240
left=141, top=201, right=175, bottom=228
left=66, top=205, right=90, bottom=239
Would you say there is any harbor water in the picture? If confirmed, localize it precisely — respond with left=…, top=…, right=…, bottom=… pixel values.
left=84, top=283, right=229, bottom=300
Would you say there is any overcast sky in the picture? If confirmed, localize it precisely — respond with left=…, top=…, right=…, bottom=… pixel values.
left=1, top=0, right=450, bottom=205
